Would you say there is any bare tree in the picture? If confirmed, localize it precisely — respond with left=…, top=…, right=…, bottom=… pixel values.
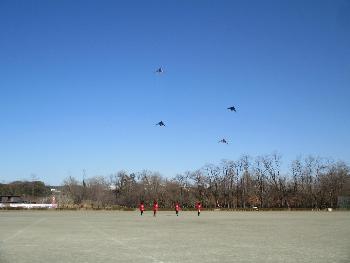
left=62, top=176, right=84, bottom=205
left=54, top=155, right=349, bottom=209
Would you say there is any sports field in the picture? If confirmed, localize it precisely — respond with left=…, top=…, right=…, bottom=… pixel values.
left=0, top=211, right=349, bottom=263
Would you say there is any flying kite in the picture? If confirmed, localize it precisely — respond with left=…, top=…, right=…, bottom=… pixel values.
left=156, top=121, right=166, bottom=127
left=218, top=139, right=228, bottom=144
left=155, top=67, right=164, bottom=74
left=227, top=106, right=236, bottom=112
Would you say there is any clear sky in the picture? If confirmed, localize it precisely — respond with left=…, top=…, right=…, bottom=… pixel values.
left=1, top=0, right=349, bottom=185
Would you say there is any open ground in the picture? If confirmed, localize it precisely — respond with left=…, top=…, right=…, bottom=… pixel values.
left=0, top=211, right=349, bottom=263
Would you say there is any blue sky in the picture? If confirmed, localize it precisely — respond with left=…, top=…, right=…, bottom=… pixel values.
left=1, top=0, right=349, bottom=185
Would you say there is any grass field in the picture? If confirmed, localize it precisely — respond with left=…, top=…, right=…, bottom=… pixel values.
left=0, top=210, right=349, bottom=263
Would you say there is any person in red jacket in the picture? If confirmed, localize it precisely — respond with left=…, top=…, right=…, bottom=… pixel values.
left=195, top=202, right=202, bottom=216
left=153, top=200, right=159, bottom=217
left=139, top=201, right=145, bottom=216
left=175, top=202, right=180, bottom=216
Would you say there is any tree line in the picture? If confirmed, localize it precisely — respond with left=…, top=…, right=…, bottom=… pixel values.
left=1, top=154, right=349, bottom=209
left=0, top=181, right=51, bottom=203
left=59, top=154, right=350, bottom=209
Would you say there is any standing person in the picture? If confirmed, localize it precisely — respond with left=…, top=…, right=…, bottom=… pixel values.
left=153, top=200, right=159, bottom=217
left=139, top=201, right=145, bottom=216
left=175, top=202, right=180, bottom=216
left=195, top=202, right=202, bottom=216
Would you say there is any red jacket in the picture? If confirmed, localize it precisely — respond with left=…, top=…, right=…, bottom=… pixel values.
left=139, top=204, right=145, bottom=211
left=153, top=203, right=159, bottom=211
left=175, top=204, right=180, bottom=211
left=195, top=203, right=202, bottom=210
